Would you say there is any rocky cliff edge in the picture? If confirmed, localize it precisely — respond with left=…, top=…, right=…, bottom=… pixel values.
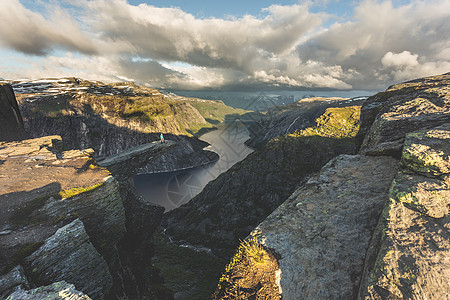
left=215, top=73, right=450, bottom=299
left=0, top=133, right=175, bottom=299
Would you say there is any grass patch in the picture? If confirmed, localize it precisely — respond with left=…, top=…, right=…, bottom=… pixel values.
left=219, top=235, right=268, bottom=285
left=58, top=182, right=104, bottom=199
left=189, top=100, right=248, bottom=124
left=291, top=106, right=361, bottom=139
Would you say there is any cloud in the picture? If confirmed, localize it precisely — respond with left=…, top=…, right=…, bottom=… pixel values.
left=295, top=0, right=450, bottom=89
left=381, top=51, right=419, bottom=68
left=0, top=0, right=97, bottom=55
left=0, top=0, right=449, bottom=91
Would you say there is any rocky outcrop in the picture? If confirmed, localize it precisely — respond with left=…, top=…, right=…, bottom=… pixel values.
left=0, top=83, right=27, bottom=141
left=224, top=154, right=397, bottom=299
left=136, top=140, right=219, bottom=174
left=215, top=73, right=450, bottom=299
left=7, top=281, right=91, bottom=300
left=358, top=124, right=450, bottom=299
left=163, top=104, right=362, bottom=254
left=23, top=219, right=112, bottom=299
left=98, top=140, right=175, bottom=180
left=0, top=133, right=174, bottom=299
left=0, top=135, right=124, bottom=299
left=358, top=73, right=450, bottom=157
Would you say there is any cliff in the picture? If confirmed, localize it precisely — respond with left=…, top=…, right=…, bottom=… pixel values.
left=11, top=78, right=244, bottom=171
left=0, top=83, right=28, bottom=141
left=215, top=73, right=450, bottom=299
left=0, top=133, right=174, bottom=299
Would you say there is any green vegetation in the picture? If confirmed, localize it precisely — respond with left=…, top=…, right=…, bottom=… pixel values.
left=291, top=106, right=361, bottom=139
left=219, top=235, right=268, bottom=285
left=58, top=182, right=104, bottom=199
left=25, top=96, right=73, bottom=118
left=152, top=229, right=226, bottom=300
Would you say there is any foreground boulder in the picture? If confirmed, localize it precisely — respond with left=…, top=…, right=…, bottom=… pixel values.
left=0, top=135, right=123, bottom=299
left=0, top=83, right=28, bottom=141
left=215, top=154, right=397, bottom=299
left=358, top=124, right=450, bottom=299
left=0, top=134, right=174, bottom=299
left=0, top=266, right=30, bottom=298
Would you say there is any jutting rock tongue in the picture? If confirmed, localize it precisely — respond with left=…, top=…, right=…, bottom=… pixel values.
left=0, top=83, right=28, bottom=141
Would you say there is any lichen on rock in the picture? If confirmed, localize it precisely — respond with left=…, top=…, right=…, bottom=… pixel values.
left=358, top=73, right=450, bottom=157
left=401, top=123, right=450, bottom=176
left=358, top=124, right=450, bottom=299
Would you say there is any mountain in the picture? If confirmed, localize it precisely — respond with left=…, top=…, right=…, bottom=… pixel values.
left=245, top=96, right=365, bottom=149
left=10, top=78, right=247, bottom=171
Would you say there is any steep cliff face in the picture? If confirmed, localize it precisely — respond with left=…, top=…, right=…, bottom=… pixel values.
left=0, top=83, right=28, bottom=141
left=163, top=103, right=362, bottom=254
left=216, top=73, right=450, bottom=299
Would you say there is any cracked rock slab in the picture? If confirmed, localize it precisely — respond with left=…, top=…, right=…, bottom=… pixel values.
left=252, top=154, right=398, bottom=299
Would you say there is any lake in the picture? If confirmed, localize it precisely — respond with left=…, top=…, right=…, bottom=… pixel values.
left=133, top=122, right=254, bottom=211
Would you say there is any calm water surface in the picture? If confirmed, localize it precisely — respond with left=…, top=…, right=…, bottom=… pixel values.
left=134, top=123, right=253, bottom=211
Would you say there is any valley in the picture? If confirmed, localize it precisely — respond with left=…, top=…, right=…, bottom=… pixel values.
left=1, top=73, right=449, bottom=300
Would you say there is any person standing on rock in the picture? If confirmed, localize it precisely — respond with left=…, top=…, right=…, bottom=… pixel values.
left=160, top=133, right=165, bottom=143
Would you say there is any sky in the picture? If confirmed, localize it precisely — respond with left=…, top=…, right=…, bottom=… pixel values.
left=0, top=0, right=449, bottom=91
